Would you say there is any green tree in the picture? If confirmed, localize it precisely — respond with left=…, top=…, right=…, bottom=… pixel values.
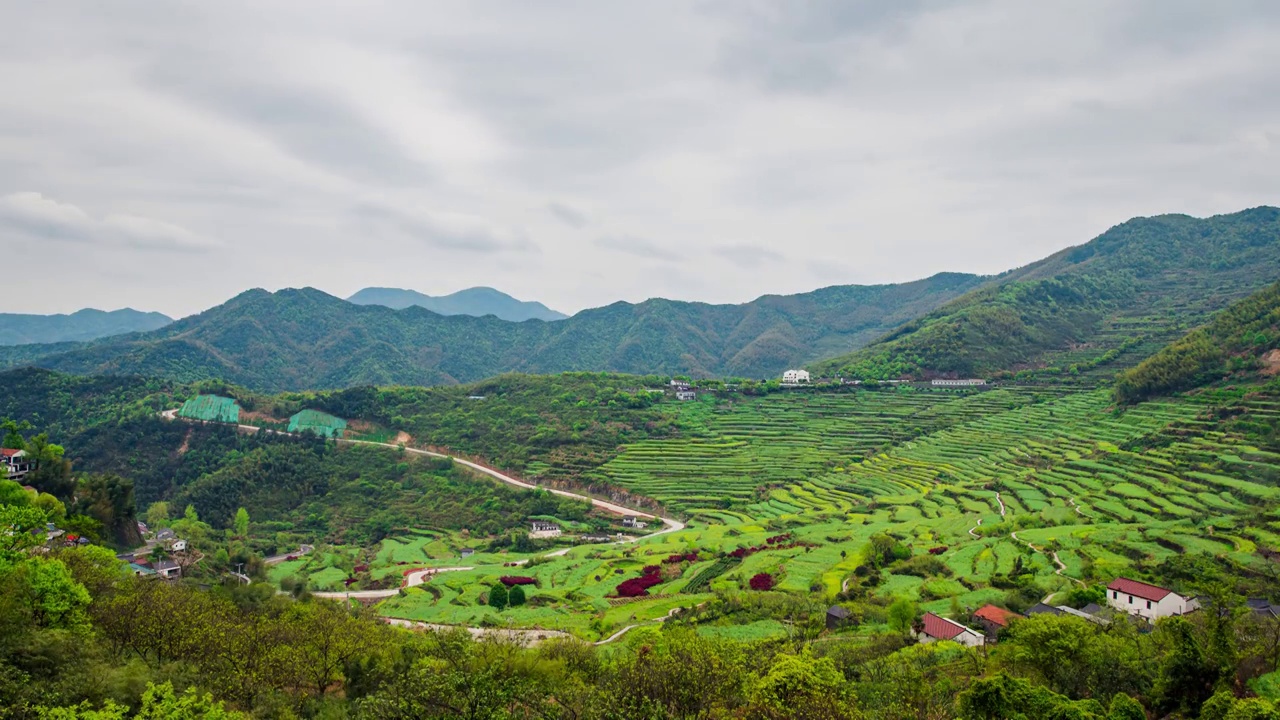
left=507, top=584, right=526, bottom=608
left=1154, top=617, right=1218, bottom=716
left=887, top=597, right=919, bottom=636
left=1, top=418, right=29, bottom=450
left=488, top=584, right=509, bottom=611
left=232, top=507, right=249, bottom=538
left=145, top=502, right=170, bottom=529
left=1106, top=693, right=1147, bottom=720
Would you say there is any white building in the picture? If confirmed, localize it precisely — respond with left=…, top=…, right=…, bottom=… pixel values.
left=2, top=448, right=32, bottom=481
left=914, top=612, right=985, bottom=647
left=782, top=369, right=811, bottom=384
left=529, top=521, right=562, bottom=539
left=931, top=379, right=987, bottom=387
left=1106, top=578, right=1198, bottom=621
left=169, top=538, right=188, bottom=553
left=622, top=516, right=648, bottom=530
left=675, top=390, right=696, bottom=401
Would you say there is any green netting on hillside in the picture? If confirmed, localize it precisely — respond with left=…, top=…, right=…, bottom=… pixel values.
left=178, top=395, right=241, bottom=423
left=289, top=409, right=348, bottom=438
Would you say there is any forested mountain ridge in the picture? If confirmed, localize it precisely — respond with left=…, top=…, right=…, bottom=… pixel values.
left=813, top=206, right=1280, bottom=380
left=0, top=273, right=985, bottom=392
left=347, top=286, right=569, bottom=322
left=1115, top=280, right=1280, bottom=404
left=0, top=308, right=172, bottom=345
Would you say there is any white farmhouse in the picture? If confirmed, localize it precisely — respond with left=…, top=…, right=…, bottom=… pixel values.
left=1106, top=578, right=1198, bottom=621
left=914, top=612, right=985, bottom=647
left=782, top=369, right=811, bottom=384
left=931, top=379, right=987, bottom=387
left=529, top=521, right=562, bottom=539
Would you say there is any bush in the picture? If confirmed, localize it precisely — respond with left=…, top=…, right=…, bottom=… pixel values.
left=615, top=567, right=664, bottom=598
left=499, top=576, right=537, bottom=586
left=749, top=573, right=776, bottom=591
left=508, top=584, right=527, bottom=607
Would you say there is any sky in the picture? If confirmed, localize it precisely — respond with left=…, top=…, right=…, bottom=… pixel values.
left=1, top=1, right=1278, bottom=319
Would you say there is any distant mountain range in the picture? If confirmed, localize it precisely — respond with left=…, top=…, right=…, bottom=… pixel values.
left=0, top=274, right=985, bottom=391
left=2, top=206, right=1275, bottom=391
left=347, top=287, right=568, bottom=322
left=0, top=308, right=173, bottom=346
left=812, top=206, right=1280, bottom=380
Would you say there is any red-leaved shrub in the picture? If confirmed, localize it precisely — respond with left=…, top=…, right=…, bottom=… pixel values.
left=749, top=573, right=775, bottom=591
left=615, top=567, right=664, bottom=598
left=500, top=576, right=537, bottom=586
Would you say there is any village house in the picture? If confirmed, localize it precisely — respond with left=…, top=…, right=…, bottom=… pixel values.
left=129, top=563, right=156, bottom=578
left=622, top=516, right=648, bottom=530
left=781, top=369, right=811, bottom=384
left=580, top=534, right=613, bottom=543
left=931, top=379, right=987, bottom=387
left=973, top=604, right=1021, bottom=638
left=459, top=548, right=475, bottom=558
left=154, top=559, right=182, bottom=580
left=675, top=389, right=696, bottom=401
left=2, top=448, right=32, bottom=481
left=826, top=605, right=853, bottom=630
left=169, top=538, right=188, bottom=553
left=529, top=521, right=562, bottom=539
left=914, top=612, right=985, bottom=647
left=1106, top=577, right=1198, bottom=621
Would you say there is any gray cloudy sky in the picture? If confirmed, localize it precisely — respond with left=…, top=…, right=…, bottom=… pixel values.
left=2, top=1, right=1278, bottom=318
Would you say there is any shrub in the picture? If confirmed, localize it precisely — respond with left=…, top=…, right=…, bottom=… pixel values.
left=499, top=576, right=537, bottom=586
left=615, top=567, right=664, bottom=597
left=749, top=573, right=776, bottom=591
left=508, top=584, right=527, bottom=607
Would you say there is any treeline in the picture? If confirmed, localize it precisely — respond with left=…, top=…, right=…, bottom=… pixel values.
left=1115, top=282, right=1280, bottom=404
left=6, top=526, right=1280, bottom=718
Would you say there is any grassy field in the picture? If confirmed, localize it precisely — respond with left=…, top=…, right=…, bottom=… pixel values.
left=269, top=380, right=1280, bottom=641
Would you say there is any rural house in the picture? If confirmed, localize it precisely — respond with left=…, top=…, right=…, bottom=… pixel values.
left=622, top=516, right=648, bottom=530
left=529, top=521, right=562, bottom=538
left=973, top=604, right=1021, bottom=637
left=675, top=389, right=696, bottom=401
left=782, top=369, right=811, bottom=384
left=2, top=448, right=32, bottom=481
left=1106, top=577, right=1198, bottom=621
left=931, top=379, right=986, bottom=387
left=826, top=605, right=853, bottom=630
left=914, top=612, right=985, bottom=647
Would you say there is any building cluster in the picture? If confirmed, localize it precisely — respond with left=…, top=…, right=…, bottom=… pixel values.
left=115, top=525, right=189, bottom=581
left=529, top=521, right=562, bottom=539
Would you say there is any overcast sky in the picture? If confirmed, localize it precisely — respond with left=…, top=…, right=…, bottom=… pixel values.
left=2, top=1, right=1278, bottom=318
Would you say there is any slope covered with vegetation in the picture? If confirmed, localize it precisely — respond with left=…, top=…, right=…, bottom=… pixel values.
left=0, top=308, right=172, bottom=345
left=1115, top=281, right=1280, bottom=404
left=815, top=206, right=1280, bottom=380
left=0, top=273, right=985, bottom=391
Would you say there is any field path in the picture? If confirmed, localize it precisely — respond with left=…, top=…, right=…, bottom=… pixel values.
left=968, top=517, right=983, bottom=539
left=994, top=492, right=1007, bottom=518
left=1010, top=531, right=1085, bottom=588
left=1068, top=497, right=1085, bottom=516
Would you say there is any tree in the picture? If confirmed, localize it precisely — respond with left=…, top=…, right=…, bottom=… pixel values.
left=887, top=597, right=919, bottom=636
left=1154, top=617, right=1218, bottom=716
left=507, top=584, right=526, bottom=607
left=1106, top=693, right=1147, bottom=720
left=1, top=418, right=29, bottom=450
left=145, top=502, right=170, bottom=528
left=488, top=584, right=509, bottom=611
left=232, top=507, right=249, bottom=538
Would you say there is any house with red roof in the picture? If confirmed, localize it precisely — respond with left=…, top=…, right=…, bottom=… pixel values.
left=2, top=448, right=32, bottom=481
left=1106, top=577, right=1198, bottom=621
left=914, top=612, right=985, bottom=647
left=973, top=604, right=1022, bottom=638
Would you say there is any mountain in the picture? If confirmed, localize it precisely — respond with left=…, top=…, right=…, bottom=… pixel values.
left=0, top=273, right=985, bottom=392
left=347, top=286, right=568, bottom=321
left=812, top=206, right=1280, bottom=380
left=1114, top=280, right=1280, bottom=404
left=0, top=308, right=173, bottom=345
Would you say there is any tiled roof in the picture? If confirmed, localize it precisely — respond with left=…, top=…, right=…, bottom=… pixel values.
left=0, top=448, right=22, bottom=457
left=1026, top=603, right=1063, bottom=615
left=1108, top=577, right=1173, bottom=602
left=827, top=606, right=852, bottom=618
left=973, top=604, right=1020, bottom=627
left=920, top=612, right=969, bottom=640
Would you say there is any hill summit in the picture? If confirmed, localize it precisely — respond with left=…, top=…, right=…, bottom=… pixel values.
left=347, top=287, right=568, bottom=322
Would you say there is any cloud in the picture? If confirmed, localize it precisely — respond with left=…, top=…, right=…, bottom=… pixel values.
left=0, top=191, right=215, bottom=251
left=711, top=243, right=785, bottom=268
left=594, top=234, right=680, bottom=262
left=547, top=201, right=587, bottom=228
left=355, top=203, right=537, bottom=254
left=0, top=2, right=1277, bottom=316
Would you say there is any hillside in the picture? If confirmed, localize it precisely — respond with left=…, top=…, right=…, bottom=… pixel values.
left=1114, top=281, right=1280, bottom=404
left=0, top=273, right=984, bottom=392
left=813, top=206, right=1280, bottom=380
left=348, top=286, right=569, bottom=321
left=0, top=308, right=172, bottom=345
